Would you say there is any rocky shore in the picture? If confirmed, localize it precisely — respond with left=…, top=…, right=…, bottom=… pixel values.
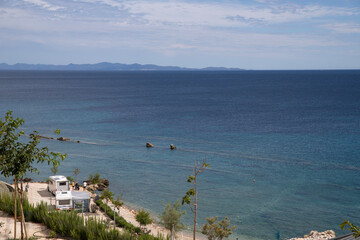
left=289, top=230, right=336, bottom=240
left=85, top=178, right=109, bottom=191
left=38, top=135, right=81, bottom=143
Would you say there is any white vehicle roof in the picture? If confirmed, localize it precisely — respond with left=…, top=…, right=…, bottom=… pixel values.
left=72, top=191, right=91, bottom=200
left=55, top=191, right=91, bottom=200
left=49, top=175, right=68, bottom=181
left=56, top=191, right=72, bottom=200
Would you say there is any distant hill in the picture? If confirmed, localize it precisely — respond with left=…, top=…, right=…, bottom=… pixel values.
left=0, top=62, right=244, bottom=71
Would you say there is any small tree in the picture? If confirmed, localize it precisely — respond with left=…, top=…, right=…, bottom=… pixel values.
left=159, top=201, right=186, bottom=238
left=51, top=163, right=59, bottom=175
left=74, top=168, right=80, bottom=183
left=113, top=195, right=123, bottom=210
left=89, top=172, right=101, bottom=184
left=340, top=220, right=360, bottom=238
left=100, top=189, right=114, bottom=214
left=0, top=111, right=66, bottom=240
left=136, top=209, right=152, bottom=231
left=201, top=216, right=236, bottom=240
left=182, top=160, right=209, bottom=240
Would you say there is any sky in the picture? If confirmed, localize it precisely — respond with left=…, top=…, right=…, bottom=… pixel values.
left=0, top=0, right=359, bottom=69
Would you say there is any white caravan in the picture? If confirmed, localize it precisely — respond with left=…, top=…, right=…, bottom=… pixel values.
left=48, top=175, right=70, bottom=195
left=55, top=191, right=73, bottom=210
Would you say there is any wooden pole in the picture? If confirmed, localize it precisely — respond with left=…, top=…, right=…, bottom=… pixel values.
left=20, top=179, right=28, bottom=239
left=14, top=176, right=17, bottom=240
left=20, top=179, right=23, bottom=240
left=193, top=161, right=197, bottom=240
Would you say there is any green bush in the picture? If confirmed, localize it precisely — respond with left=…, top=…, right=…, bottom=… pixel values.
left=89, top=173, right=101, bottom=184
left=95, top=200, right=141, bottom=233
left=95, top=200, right=164, bottom=240
left=0, top=192, right=136, bottom=240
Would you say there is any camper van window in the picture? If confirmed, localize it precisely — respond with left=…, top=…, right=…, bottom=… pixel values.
left=59, top=182, right=67, bottom=186
left=59, top=200, right=70, bottom=205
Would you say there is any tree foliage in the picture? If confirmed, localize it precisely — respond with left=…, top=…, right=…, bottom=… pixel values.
left=0, top=110, right=67, bottom=240
left=136, top=209, right=152, bottom=228
left=340, top=220, right=360, bottom=238
left=0, top=111, right=66, bottom=177
left=159, top=201, right=186, bottom=236
left=113, top=195, right=123, bottom=210
left=201, top=216, right=236, bottom=240
left=182, top=160, right=209, bottom=240
left=51, top=163, right=59, bottom=175
left=100, top=189, right=114, bottom=214
left=89, top=172, right=101, bottom=184
left=66, top=176, right=74, bottom=182
left=74, top=168, right=80, bottom=183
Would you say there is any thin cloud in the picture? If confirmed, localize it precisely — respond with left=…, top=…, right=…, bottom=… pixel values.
left=117, top=1, right=358, bottom=27
left=320, top=23, right=360, bottom=34
left=23, top=0, right=64, bottom=11
left=1, top=0, right=359, bottom=69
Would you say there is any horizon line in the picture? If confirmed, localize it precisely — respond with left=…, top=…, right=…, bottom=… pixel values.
left=0, top=62, right=359, bottom=71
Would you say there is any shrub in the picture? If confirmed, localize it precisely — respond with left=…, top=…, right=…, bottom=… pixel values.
left=0, top=192, right=138, bottom=240
left=95, top=200, right=139, bottom=233
left=89, top=173, right=101, bottom=184
left=136, top=210, right=152, bottom=228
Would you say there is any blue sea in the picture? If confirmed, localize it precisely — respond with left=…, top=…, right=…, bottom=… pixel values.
left=0, top=70, right=359, bottom=239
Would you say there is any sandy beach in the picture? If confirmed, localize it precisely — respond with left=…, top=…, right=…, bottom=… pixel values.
left=0, top=182, right=194, bottom=240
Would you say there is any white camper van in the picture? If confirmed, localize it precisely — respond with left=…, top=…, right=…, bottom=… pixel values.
left=55, top=191, right=72, bottom=210
left=48, top=175, right=70, bottom=195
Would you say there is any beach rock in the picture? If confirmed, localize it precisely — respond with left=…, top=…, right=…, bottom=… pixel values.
left=0, top=181, right=14, bottom=193
left=288, top=230, right=335, bottom=240
left=38, top=135, right=54, bottom=140
left=146, top=142, right=154, bottom=148
left=57, top=137, right=70, bottom=141
left=86, top=178, right=109, bottom=191
left=170, top=144, right=176, bottom=150
left=96, top=183, right=107, bottom=191
left=100, top=178, right=109, bottom=186
left=23, top=178, right=32, bottom=182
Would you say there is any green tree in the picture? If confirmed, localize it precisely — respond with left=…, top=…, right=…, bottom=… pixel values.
left=89, top=172, right=101, bottom=184
left=0, top=111, right=66, bottom=240
left=201, top=216, right=236, bottom=240
left=340, top=220, right=360, bottom=238
left=136, top=209, right=152, bottom=231
left=182, top=160, right=209, bottom=240
left=113, top=195, right=123, bottom=210
left=51, top=163, right=59, bottom=175
left=159, top=201, right=186, bottom=239
left=66, top=176, right=74, bottom=182
left=100, top=189, right=114, bottom=214
left=74, top=168, right=80, bottom=183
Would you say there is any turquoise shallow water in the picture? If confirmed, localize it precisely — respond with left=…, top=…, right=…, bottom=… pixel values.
left=0, top=70, right=359, bottom=239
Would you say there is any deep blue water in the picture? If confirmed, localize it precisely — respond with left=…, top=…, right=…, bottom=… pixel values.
left=0, top=70, right=359, bottom=239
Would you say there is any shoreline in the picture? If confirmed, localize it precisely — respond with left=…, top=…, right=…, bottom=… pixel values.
left=1, top=181, right=196, bottom=240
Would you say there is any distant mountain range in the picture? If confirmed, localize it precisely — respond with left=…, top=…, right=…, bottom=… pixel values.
left=0, top=62, right=244, bottom=71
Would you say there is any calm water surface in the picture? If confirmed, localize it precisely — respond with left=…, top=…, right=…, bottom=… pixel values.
left=0, top=70, right=359, bottom=239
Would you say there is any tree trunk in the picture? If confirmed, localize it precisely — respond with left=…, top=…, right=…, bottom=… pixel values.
left=20, top=179, right=23, bottom=240
left=20, top=179, right=28, bottom=239
left=193, top=182, right=197, bottom=240
left=14, top=176, right=17, bottom=240
left=193, top=163, right=197, bottom=240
